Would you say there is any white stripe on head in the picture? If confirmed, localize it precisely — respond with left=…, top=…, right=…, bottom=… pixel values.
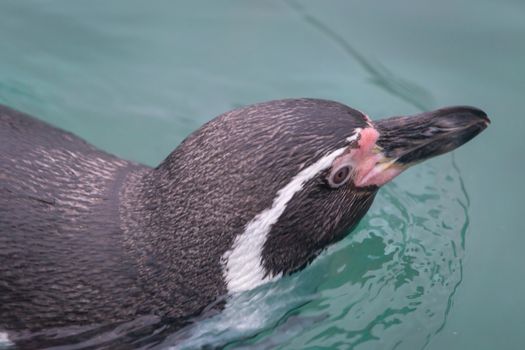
left=346, top=128, right=362, bottom=143
left=222, top=137, right=358, bottom=293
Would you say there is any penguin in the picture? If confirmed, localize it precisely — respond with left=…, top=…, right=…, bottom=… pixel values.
left=0, top=99, right=489, bottom=346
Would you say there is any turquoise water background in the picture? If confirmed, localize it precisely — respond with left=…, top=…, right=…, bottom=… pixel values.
left=1, top=1, right=524, bottom=349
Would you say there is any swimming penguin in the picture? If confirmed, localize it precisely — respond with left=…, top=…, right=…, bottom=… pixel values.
left=0, top=99, right=488, bottom=344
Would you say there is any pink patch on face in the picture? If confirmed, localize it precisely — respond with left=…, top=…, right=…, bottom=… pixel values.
left=357, top=127, right=379, bottom=151
left=348, top=128, right=379, bottom=164
left=349, top=127, right=405, bottom=188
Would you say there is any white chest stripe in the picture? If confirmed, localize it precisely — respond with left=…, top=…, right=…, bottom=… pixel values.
left=222, top=145, right=349, bottom=293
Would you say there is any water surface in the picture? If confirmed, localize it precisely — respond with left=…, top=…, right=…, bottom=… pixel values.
left=1, top=1, right=524, bottom=349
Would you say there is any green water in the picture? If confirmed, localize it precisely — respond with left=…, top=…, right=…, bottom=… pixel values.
left=1, top=1, right=524, bottom=349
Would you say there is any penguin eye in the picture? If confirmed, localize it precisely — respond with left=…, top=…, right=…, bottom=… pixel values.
left=327, top=165, right=352, bottom=188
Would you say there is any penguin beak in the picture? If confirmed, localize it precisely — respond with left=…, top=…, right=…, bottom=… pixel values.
left=354, top=106, right=490, bottom=187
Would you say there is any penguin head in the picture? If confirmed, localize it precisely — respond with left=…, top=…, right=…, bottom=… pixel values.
left=155, top=99, right=489, bottom=293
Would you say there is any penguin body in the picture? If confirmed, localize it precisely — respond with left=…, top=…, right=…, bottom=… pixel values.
left=0, top=99, right=489, bottom=342
left=0, top=106, right=147, bottom=329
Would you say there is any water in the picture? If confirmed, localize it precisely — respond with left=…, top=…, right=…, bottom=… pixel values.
left=1, top=1, right=524, bottom=349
